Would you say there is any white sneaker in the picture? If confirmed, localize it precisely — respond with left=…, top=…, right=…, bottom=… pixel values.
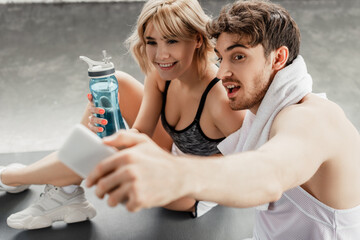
left=7, top=185, right=97, bottom=230
left=0, top=163, right=30, bottom=194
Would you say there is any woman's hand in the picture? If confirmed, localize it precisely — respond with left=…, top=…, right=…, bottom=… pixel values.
left=87, top=93, right=108, bottom=133
left=86, top=131, right=189, bottom=212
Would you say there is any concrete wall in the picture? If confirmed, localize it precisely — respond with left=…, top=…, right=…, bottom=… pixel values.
left=0, top=0, right=144, bottom=3
left=1, top=0, right=359, bottom=153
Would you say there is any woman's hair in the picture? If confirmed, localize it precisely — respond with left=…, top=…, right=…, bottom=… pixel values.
left=207, top=0, right=300, bottom=66
left=126, top=0, right=214, bottom=78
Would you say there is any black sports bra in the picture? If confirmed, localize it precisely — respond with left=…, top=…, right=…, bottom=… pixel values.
left=160, top=78, right=225, bottom=156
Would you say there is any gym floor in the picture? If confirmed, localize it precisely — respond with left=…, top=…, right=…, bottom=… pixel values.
left=0, top=0, right=359, bottom=239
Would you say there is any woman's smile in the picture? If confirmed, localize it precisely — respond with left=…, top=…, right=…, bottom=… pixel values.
left=157, top=62, right=178, bottom=71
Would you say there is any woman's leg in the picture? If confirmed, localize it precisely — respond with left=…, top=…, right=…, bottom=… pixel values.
left=1, top=71, right=171, bottom=187
left=1, top=152, right=81, bottom=187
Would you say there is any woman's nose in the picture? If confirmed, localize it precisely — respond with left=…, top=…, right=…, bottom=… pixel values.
left=156, top=46, right=170, bottom=60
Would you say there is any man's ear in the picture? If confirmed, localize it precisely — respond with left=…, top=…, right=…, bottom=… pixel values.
left=273, top=46, right=289, bottom=70
left=195, top=34, right=203, bottom=48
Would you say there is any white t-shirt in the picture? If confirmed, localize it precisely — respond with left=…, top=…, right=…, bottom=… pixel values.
left=253, top=186, right=360, bottom=240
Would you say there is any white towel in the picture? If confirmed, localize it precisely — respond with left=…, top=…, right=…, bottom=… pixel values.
left=217, top=55, right=313, bottom=210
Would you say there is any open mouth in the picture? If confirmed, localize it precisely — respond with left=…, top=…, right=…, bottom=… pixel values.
left=226, top=84, right=241, bottom=95
left=158, top=62, right=177, bottom=70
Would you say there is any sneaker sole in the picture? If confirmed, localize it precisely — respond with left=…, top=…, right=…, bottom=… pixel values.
left=7, top=201, right=97, bottom=230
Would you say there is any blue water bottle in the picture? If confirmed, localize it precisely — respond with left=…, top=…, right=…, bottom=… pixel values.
left=80, top=50, right=126, bottom=138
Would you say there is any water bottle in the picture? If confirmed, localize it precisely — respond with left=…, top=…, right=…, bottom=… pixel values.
left=80, top=50, right=126, bottom=138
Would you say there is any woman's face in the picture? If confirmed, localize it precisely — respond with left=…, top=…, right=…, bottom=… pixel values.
left=144, top=22, right=200, bottom=80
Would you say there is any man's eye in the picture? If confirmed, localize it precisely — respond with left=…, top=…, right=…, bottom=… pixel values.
left=146, top=41, right=156, bottom=45
left=234, top=55, right=245, bottom=60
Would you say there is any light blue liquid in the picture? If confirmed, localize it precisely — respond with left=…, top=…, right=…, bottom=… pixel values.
left=90, top=75, right=126, bottom=138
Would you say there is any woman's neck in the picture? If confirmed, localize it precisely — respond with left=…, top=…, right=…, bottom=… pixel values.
left=176, top=62, right=217, bottom=90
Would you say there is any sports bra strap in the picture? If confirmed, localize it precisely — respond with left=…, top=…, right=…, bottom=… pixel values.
left=195, top=78, right=220, bottom=121
left=162, top=78, right=220, bottom=121
left=162, top=80, right=171, bottom=112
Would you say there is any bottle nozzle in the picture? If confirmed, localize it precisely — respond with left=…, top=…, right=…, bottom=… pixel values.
left=102, top=50, right=112, bottom=64
left=80, top=51, right=115, bottom=77
left=79, top=56, right=104, bottom=69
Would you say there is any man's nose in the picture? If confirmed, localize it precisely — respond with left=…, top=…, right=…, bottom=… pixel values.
left=216, top=62, right=232, bottom=80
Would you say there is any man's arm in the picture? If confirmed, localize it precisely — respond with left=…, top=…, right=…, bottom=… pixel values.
left=186, top=98, right=343, bottom=207
left=86, top=98, right=345, bottom=211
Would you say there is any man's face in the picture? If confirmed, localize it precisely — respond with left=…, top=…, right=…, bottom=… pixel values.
left=215, top=33, right=274, bottom=113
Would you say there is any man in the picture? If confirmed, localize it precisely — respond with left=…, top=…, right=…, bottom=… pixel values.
left=87, top=0, right=360, bottom=239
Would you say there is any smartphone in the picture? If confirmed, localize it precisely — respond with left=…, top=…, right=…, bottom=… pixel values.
left=58, top=124, right=116, bottom=178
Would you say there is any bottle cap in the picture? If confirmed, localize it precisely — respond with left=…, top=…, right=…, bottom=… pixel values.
left=79, top=50, right=115, bottom=78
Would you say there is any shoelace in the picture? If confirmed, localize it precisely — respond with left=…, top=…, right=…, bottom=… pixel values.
left=38, top=185, right=58, bottom=199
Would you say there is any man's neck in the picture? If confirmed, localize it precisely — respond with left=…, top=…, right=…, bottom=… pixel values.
left=249, top=105, right=260, bottom=115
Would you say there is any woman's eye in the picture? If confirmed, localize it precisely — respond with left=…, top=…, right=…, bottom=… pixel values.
left=216, top=57, right=223, bottom=63
left=167, top=39, right=178, bottom=44
left=146, top=41, right=156, bottom=45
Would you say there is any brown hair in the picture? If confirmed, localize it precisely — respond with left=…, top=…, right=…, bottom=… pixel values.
left=207, top=0, right=300, bottom=65
left=126, top=0, right=214, bottom=78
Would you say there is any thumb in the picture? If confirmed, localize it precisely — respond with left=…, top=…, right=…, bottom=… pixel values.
left=103, top=130, right=150, bottom=150
left=87, top=93, right=93, bottom=102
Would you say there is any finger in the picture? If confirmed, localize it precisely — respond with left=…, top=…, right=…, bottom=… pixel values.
left=126, top=190, right=143, bottom=212
left=86, top=149, right=133, bottom=187
left=103, top=131, right=151, bottom=149
left=89, top=115, right=108, bottom=126
left=88, top=105, right=105, bottom=115
left=107, top=182, right=132, bottom=207
left=87, top=93, right=93, bottom=102
left=95, top=173, right=118, bottom=199
left=88, top=100, right=95, bottom=108
left=87, top=122, right=104, bottom=133
left=94, top=166, right=134, bottom=199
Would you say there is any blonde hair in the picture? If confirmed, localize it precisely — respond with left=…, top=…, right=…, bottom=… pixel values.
left=126, top=0, right=214, bottom=78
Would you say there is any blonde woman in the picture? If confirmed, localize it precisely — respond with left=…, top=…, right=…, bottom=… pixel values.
left=0, top=0, right=245, bottom=230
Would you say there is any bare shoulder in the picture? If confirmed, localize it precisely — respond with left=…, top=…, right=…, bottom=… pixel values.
left=272, top=94, right=353, bottom=133
left=144, top=69, right=167, bottom=92
left=115, top=70, right=134, bottom=80
left=206, top=80, right=246, bottom=136
left=274, top=94, right=352, bottom=129
left=114, top=70, right=144, bottom=89
left=271, top=93, right=360, bottom=158
left=114, top=70, right=165, bottom=94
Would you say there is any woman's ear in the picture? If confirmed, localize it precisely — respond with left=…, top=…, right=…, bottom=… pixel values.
left=273, top=46, right=289, bottom=70
left=195, top=34, right=203, bottom=48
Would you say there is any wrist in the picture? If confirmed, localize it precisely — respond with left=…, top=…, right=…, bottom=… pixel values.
left=174, top=156, right=202, bottom=200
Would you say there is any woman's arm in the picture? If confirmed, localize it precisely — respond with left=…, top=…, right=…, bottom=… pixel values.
left=128, top=70, right=172, bottom=151
left=132, top=70, right=164, bottom=137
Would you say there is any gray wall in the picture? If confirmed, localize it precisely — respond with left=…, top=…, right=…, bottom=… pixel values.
left=0, top=0, right=144, bottom=3
left=0, top=0, right=359, bottom=153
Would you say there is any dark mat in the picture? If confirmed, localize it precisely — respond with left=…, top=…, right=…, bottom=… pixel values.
left=0, top=151, right=255, bottom=240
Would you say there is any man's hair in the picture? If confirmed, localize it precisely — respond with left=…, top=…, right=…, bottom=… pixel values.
left=207, top=0, right=300, bottom=65
left=126, top=0, right=214, bottom=78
